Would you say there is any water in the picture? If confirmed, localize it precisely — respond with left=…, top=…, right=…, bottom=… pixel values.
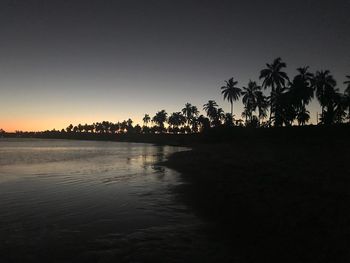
left=0, top=139, right=215, bottom=262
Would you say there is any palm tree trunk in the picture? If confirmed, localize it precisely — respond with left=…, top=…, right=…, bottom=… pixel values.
left=269, top=84, right=275, bottom=126
left=230, top=102, right=234, bottom=126
left=269, top=82, right=276, bottom=127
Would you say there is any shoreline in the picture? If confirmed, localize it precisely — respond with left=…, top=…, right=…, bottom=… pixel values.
left=4, top=124, right=350, bottom=146
left=1, top=132, right=200, bottom=147
left=161, top=128, right=350, bottom=262
left=2, top=126, right=350, bottom=261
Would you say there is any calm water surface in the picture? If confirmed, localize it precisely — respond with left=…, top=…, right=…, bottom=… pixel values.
left=0, top=139, right=214, bottom=262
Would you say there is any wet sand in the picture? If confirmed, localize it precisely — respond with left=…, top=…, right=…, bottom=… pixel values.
left=163, top=130, right=350, bottom=262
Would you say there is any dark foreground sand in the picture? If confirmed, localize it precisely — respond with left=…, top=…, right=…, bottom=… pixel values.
left=163, top=129, right=350, bottom=262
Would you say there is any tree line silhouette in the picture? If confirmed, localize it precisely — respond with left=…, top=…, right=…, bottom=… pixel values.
left=221, top=58, right=350, bottom=127
left=5, top=58, right=350, bottom=135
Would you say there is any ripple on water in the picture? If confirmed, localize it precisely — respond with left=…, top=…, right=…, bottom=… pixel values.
left=0, top=139, right=220, bottom=262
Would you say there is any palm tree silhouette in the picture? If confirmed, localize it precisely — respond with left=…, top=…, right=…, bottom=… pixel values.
left=223, top=113, right=233, bottom=126
left=203, top=100, right=219, bottom=126
left=270, top=86, right=293, bottom=126
left=296, top=106, right=310, bottom=126
left=152, top=110, right=168, bottom=133
left=134, top=124, right=142, bottom=134
left=77, top=124, right=84, bottom=133
left=313, top=70, right=337, bottom=124
left=127, top=118, right=133, bottom=127
left=333, top=93, right=347, bottom=123
left=255, top=90, right=269, bottom=124
left=168, top=112, right=186, bottom=133
left=344, top=75, right=350, bottom=122
left=83, top=124, right=89, bottom=133
left=344, top=75, right=350, bottom=90
left=126, top=119, right=134, bottom=133
left=120, top=121, right=128, bottom=133
left=143, top=114, right=151, bottom=127
left=344, top=75, right=350, bottom=87
left=182, top=103, right=199, bottom=131
left=182, top=103, right=193, bottom=123
left=197, top=115, right=210, bottom=131
left=260, top=57, right=289, bottom=125
left=191, top=105, right=199, bottom=117
left=291, top=66, right=314, bottom=107
left=241, top=108, right=250, bottom=124
left=89, top=124, right=95, bottom=133
left=287, top=66, right=314, bottom=125
left=241, top=80, right=261, bottom=123
left=214, top=108, right=225, bottom=127
left=66, top=124, right=73, bottom=133
left=220, top=78, right=241, bottom=118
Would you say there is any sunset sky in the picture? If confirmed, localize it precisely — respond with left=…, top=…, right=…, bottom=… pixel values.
left=1, top=0, right=349, bottom=132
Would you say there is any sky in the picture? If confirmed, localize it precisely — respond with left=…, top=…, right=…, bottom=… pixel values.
left=0, top=0, right=349, bottom=132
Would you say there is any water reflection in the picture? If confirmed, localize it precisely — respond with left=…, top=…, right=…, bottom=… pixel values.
left=0, top=139, right=203, bottom=262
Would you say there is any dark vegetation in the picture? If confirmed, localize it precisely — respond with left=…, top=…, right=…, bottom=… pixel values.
left=2, top=58, right=350, bottom=137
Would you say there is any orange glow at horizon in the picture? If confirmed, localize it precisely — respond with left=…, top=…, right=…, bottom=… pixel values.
left=0, top=116, right=144, bottom=133
left=1, top=113, right=318, bottom=133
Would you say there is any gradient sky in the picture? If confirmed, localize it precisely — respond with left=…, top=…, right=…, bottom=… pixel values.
left=1, top=0, right=349, bottom=131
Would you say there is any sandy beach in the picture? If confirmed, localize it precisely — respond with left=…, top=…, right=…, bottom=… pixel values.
left=163, top=127, right=350, bottom=262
